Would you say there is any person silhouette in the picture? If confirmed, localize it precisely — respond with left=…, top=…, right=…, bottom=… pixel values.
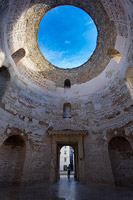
left=67, top=164, right=71, bottom=179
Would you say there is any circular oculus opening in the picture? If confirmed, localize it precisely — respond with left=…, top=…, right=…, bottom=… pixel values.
left=37, top=5, right=98, bottom=69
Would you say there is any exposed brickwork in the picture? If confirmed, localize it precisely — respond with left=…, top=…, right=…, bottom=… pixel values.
left=5, top=0, right=116, bottom=87
left=0, top=0, right=132, bottom=186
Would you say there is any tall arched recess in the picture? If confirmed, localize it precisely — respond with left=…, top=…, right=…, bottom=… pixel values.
left=0, top=135, right=26, bottom=185
left=108, top=137, right=133, bottom=186
left=0, top=66, right=10, bottom=100
left=11, top=48, right=26, bottom=64
left=124, top=66, right=133, bottom=90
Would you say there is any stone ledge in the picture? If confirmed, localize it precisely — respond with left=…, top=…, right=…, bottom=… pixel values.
left=47, top=130, right=88, bottom=136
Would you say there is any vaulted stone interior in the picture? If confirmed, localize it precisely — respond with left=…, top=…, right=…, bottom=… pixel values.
left=0, top=135, right=25, bottom=185
left=0, top=0, right=133, bottom=187
left=109, top=136, right=133, bottom=186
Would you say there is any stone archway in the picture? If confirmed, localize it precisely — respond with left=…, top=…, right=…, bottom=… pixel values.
left=48, top=130, right=87, bottom=183
left=108, top=136, right=133, bottom=186
left=0, top=135, right=26, bottom=185
left=58, top=143, right=77, bottom=180
left=125, top=66, right=133, bottom=85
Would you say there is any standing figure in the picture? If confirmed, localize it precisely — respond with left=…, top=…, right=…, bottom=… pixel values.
left=67, top=164, right=71, bottom=179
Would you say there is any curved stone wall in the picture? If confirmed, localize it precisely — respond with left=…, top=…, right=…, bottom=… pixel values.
left=2, top=0, right=117, bottom=87
left=0, top=0, right=132, bottom=185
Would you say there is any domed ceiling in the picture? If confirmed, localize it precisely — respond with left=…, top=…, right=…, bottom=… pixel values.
left=1, top=0, right=129, bottom=88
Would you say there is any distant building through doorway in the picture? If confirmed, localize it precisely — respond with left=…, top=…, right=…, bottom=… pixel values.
left=60, top=146, right=75, bottom=176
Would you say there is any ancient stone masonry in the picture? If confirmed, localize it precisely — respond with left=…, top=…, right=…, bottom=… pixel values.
left=0, top=0, right=132, bottom=186
left=4, top=0, right=116, bottom=87
left=101, top=0, right=128, bottom=37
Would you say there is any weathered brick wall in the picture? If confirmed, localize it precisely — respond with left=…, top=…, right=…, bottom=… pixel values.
left=0, top=0, right=132, bottom=185
left=109, top=137, right=133, bottom=186
left=0, top=135, right=26, bottom=185
left=4, top=0, right=116, bottom=87
left=0, top=66, right=10, bottom=100
left=74, top=77, right=133, bottom=184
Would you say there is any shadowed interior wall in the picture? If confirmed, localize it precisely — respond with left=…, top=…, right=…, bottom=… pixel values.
left=0, top=0, right=132, bottom=186
left=0, top=66, right=10, bottom=100
left=108, top=137, right=133, bottom=186
left=0, top=135, right=26, bottom=185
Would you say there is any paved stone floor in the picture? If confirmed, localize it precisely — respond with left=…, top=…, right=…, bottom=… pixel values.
left=0, top=175, right=133, bottom=200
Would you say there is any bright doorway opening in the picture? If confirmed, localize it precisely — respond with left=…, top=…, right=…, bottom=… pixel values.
left=59, top=145, right=75, bottom=178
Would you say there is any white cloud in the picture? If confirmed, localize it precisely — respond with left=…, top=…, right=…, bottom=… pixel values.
left=53, top=54, right=89, bottom=69
left=87, top=20, right=93, bottom=25
left=65, top=40, right=71, bottom=44
left=39, top=46, right=67, bottom=61
left=39, top=45, right=92, bottom=69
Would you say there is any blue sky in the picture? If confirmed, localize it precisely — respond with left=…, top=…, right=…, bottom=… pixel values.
left=37, top=5, right=97, bottom=69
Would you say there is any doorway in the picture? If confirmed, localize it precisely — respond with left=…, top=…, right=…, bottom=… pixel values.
left=57, top=142, right=78, bottom=182
left=59, top=145, right=75, bottom=178
left=58, top=144, right=77, bottom=180
left=48, top=130, right=87, bottom=184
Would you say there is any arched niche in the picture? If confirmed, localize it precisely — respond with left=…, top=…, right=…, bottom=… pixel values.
left=0, top=66, right=10, bottom=100
left=108, top=136, right=133, bottom=186
left=64, top=79, right=71, bottom=88
left=0, top=135, right=26, bottom=185
left=107, top=47, right=122, bottom=63
left=124, top=66, right=133, bottom=89
left=63, top=103, right=71, bottom=118
left=11, top=48, right=26, bottom=64
left=48, top=130, right=87, bottom=183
